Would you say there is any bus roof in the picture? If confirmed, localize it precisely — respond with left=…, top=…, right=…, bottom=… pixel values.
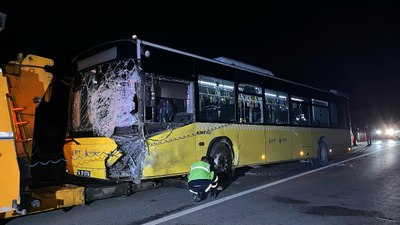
left=73, top=38, right=348, bottom=99
left=137, top=39, right=348, bottom=99
left=213, top=57, right=274, bottom=77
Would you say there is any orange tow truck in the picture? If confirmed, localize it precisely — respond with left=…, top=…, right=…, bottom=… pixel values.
left=0, top=53, right=85, bottom=219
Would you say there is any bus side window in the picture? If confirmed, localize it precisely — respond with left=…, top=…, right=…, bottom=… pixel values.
left=198, top=75, right=235, bottom=122
left=238, top=83, right=263, bottom=124
left=265, top=89, right=289, bottom=125
left=146, top=77, right=193, bottom=123
left=290, top=95, right=310, bottom=126
left=311, top=99, right=329, bottom=127
left=238, top=94, right=263, bottom=124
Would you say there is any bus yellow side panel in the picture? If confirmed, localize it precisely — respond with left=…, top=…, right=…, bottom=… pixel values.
left=64, top=137, right=118, bottom=179
left=143, top=124, right=197, bottom=178
left=265, top=126, right=292, bottom=162
left=332, top=129, right=352, bottom=154
left=237, top=124, right=265, bottom=165
left=291, top=127, right=314, bottom=159
left=311, top=128, right=351, bottom=156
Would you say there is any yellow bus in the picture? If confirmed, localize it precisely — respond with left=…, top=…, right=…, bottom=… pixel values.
left=64, top=38, right=352, bottom=183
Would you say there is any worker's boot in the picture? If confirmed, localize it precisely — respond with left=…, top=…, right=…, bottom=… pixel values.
left=193, top=193, right=202, bottom=202
left=210, top=189, right=217, bottom=198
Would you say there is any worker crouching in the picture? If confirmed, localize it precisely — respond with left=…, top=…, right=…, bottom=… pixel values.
left=188, top=156, right=220, bottom=202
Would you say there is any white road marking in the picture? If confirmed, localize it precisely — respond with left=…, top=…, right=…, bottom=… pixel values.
left=143, top=145, right=397, bottom=225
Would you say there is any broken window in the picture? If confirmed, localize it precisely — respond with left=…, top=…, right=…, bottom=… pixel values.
left=71, top=59, right=139, bottom=137
left=144, top=74, right=194, bottom=135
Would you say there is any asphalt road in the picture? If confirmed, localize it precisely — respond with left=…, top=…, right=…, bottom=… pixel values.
left=3, top=139, right=400, bottom=225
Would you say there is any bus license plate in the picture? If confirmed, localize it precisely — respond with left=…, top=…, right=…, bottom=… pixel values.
left=77, top=170, right=91, bottom=177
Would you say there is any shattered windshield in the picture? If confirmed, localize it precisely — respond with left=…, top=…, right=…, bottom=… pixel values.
left=71, top=59, right=140, bottom=137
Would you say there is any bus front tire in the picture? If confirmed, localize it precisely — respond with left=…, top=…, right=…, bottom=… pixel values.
left=312, top=138, right=329, bottom=166
left=210, top=141, right=234, bottom=177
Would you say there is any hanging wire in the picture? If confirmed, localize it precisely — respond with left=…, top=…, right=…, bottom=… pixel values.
left=27, top=158, right=67, bottom=167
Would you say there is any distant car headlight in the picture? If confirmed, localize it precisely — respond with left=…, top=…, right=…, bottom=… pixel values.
left=386, top=128, right=395, bottom=136
left=376, top=130, right=382, bottom=135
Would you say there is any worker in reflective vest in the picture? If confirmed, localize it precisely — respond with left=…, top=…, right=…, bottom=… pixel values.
left=188, top=156, right=219, bottom=202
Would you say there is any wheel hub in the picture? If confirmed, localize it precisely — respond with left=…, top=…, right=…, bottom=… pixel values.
left=214, top=153, right=228, bottom=173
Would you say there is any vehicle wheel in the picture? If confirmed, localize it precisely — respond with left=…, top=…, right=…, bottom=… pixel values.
left=312, top=138, right=329, bottom=166
left=209, top=141, right=234, bottom=177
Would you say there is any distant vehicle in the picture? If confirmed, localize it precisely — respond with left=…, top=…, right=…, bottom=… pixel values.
left=374, top=125, right=399, bottom=139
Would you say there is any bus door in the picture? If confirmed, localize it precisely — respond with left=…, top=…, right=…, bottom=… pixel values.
left=264, top=90, right=292, bottom=162
left=290, top=95, right=313, bottom=159
left=237, top=89, right=265, bottom=165
left=291, top=127, right=312, bottom=159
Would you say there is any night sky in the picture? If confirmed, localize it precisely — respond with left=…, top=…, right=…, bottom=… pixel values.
left=1, top=1, right=400, bottom=129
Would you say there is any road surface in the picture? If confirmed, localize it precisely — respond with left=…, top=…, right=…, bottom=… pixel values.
left=4, top=139, right=400, bottom=225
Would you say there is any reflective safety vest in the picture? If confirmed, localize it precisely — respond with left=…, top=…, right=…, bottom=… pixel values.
left=188, top=161, right=214, bottom=182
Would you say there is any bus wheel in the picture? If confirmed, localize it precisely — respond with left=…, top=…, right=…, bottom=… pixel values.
left=312, top=138, right=329, bottom=166
left=210, top=141, right=233, bottom=177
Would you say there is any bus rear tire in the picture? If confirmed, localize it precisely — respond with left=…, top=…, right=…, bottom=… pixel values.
left=311, top=138, right=329, bottom=166
left=209, top=141, right=234, bottom=177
